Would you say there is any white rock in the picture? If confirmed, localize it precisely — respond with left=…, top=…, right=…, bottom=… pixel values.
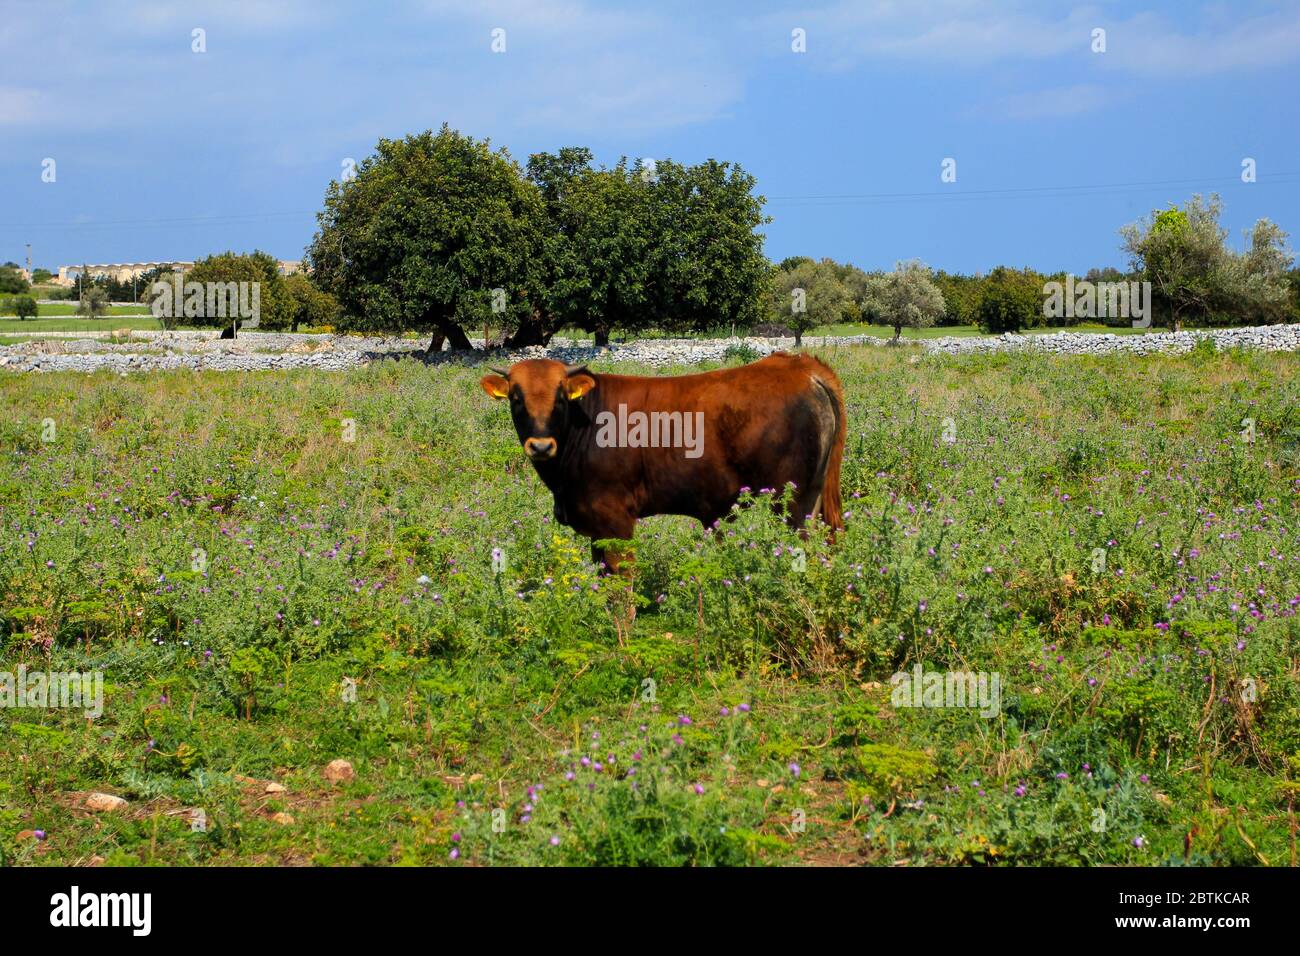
left=85, top=792, right=129, bottom=813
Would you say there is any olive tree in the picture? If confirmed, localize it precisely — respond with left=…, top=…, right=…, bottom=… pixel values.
left=861, top=260, right=946, bottom=342
left=767, top=259, right=852, bottom=346
left=1121, top=194, right=1293, bottom=329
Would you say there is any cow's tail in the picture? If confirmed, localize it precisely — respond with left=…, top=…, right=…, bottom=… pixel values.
left=810, top=363, right=847, bottom=534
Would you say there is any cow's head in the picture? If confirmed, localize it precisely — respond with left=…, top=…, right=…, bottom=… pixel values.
left=480, top=359, right=598, bottom=462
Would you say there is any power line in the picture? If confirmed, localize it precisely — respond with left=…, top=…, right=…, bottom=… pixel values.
left=2, top=172, right=1295, bottom=232
left=767, top=172, right=1300, bottom=206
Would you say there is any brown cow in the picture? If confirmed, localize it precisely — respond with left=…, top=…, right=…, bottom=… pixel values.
left=480, top=352, right=846, bottom=571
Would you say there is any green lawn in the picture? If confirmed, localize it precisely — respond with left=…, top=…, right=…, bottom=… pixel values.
left=35, top=303, right=152, bottom=317
left=0, top=314, right=156, bottom=335
left=2, top=345, right=1297, bottom=866
left=0, top=314, right=164, bottom=334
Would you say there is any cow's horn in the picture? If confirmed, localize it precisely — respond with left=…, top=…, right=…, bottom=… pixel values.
left=489, top=366, right=509, bottom=376
left=564, top=363, right=590, bottom=376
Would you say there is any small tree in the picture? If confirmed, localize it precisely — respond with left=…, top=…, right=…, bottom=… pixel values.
left=768, top=259, right=852, bottom=346
left=182, top=251, right=291, bottom=334
left=976, top=266, right=1041, bottom=334
left=1237, top=218, right=1295, bottom=324
left=12, top=295, right=37, bottom=320
left=0, top=265, right=29, bottom=295
left=932, top=270, right=983, bottom=326
left=861, top=260, right=946, bottom=342
left=77, top=285, right=109, bottom=318
left=283, top=272, right=340, bottom=331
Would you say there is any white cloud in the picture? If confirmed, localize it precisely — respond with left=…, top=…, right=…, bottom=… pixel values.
left=1109, top=8, right=1300, bottom=75
left=760, top=1, right=1300, bottom=76
left=994, top=83, right=1114, bottom=119
left=0, top=87, right=42, bottom=125
left=120, top=0, right=326, bottom=33
left=415, top=0, right=745, bottom=132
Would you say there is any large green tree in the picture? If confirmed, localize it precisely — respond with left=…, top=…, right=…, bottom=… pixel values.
left=645, top=158, right=769, bottom=337
left=308, top=126, right=547, bottom=351
left=525, top=150, right=770, bottom=344
left=525, top=152, right=653, bottom=346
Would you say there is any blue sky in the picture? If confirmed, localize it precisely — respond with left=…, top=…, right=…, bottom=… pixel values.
left=3, top=0, right=1298, bottom=275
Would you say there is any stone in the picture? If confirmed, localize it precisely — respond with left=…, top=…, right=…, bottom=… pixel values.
left=84, top=792, right=129, bottom=813
left=324, top=759, right=354, bottom=783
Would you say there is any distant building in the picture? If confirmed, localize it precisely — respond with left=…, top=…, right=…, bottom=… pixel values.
left=55, top=261, right=194, bottom=287
left=54, top=258, right=303, bottom=286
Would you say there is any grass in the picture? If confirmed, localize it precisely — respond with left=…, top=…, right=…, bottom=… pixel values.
left=30, top=304, right=153, bottom=317
left=0, top=313, right=159, bottom=334
left=1, top=344, right=1298, bottom=866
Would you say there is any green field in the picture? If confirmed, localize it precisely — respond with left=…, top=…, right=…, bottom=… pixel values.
left=0, top=313, right=159, bottom=335
left=1, top=345, right=1298, bottom=866
left=30, top=304, right=153, bottom=317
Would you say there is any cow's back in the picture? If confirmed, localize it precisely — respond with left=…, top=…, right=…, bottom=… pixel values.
left=570, top=352, right=845, bottom=531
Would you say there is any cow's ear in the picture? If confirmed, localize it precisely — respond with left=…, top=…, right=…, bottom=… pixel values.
left=566, top=373, right=597, bottom=401
left=480, top=374, right=510, bottom=400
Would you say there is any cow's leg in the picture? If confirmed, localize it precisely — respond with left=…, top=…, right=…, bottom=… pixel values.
left=593, top=544, right=626, bottom=574
left=587, top=510, right=637, bottom=574
left=791, top=486, right=825, bottom=534
left=592, top=538, right=635, bottom=577
left=591, top=520, right=638, bottom=640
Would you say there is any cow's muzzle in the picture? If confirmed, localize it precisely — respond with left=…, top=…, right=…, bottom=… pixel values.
left=524, top=437, right=557, bottom=460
